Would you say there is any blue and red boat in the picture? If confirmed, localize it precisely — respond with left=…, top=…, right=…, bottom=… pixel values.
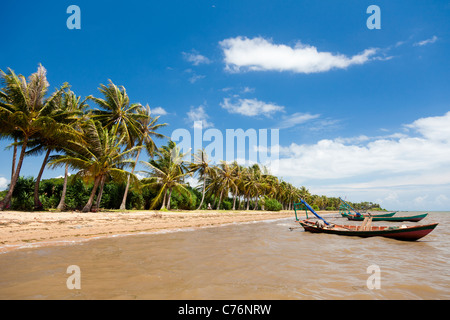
left=294, top=200, right=438, bottom=241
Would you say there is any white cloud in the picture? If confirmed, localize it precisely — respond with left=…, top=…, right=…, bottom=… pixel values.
left=276, top=136, right=450, bottom=180
left=182, top=50, right=211, bottom=65
left=413, top=35, right=438, bottom=47
left=220, top=97, right=285, bottom=117
left=269, top=112, right=450, bottom=210
left=277, top=112, right=321, bottom=129
left=0, top=177, right=8, bottom=191
left=186, top=105, right=214, bottom=128
left=219, top=36, right=379, bottom=73
left=151, top=106, right=168, bottom=115
left=242, top=87, right=255, bottom=93
left=188, top=74, right=205, bottom=83
left=404, top=111, right=450, bottom=142
left=184, top=68, right=206, bottom=84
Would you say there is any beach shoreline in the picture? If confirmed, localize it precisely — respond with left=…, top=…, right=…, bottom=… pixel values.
left=0, top=209, right=337, bottom=253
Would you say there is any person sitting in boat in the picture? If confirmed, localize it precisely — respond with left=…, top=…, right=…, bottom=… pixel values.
left=315, top=220, right=325, bottom=228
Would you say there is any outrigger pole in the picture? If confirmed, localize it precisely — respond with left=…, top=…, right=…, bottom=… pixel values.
left=339, top=197, right=361, bottom=216
left=294, top=199, right=330, bottom=225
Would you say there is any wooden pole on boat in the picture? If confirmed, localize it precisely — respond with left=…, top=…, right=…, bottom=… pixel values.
left=300, top=199, right=330, bottom=225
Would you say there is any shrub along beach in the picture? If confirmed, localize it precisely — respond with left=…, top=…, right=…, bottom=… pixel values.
left=0, top=65, right=382, bottom=249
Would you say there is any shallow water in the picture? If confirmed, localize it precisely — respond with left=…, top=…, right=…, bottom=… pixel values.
left=0, top=212, right=448, bottom=299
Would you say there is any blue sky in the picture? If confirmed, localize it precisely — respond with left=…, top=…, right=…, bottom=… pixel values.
left=1, top=0, right=449, bottom=210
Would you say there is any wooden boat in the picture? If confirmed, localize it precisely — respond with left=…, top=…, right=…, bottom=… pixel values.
left=298, top=219, right=438, bottom=241
left=340, top=211, right=396, bottom=218
left=346, top=213, right=428, bottom=222
left=339, top=197, right=396, bottom=218
left=293, top=200, right=438, bottom=241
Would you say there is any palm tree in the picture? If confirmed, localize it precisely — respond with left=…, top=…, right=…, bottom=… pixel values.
left=89, top=80, right=145, bottom=147
left=119, top=105, right=167, bottom=210
left=230, top=161, right=244, bottom=210
left=260, top=172, right=279, bottom=210
left=54, top=90, right=89, bottom=211
left=213, top=161, right=237, bottom=210
left=0, top=65, right=68, bottom=210
left=48, top=120, right=140, bottom=212
left=139, top=142, right=191, bottom=209
left=0, top=108, right=21, bottom=208
left=25, top=89, right=86, bottom=210
left=189, top=149, right=213, bottom=210
left=242, top=164, right=262, bottom=210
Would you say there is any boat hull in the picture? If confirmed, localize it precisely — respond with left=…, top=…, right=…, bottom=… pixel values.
left=347, top=213, right=428, bottom=222
left=298, top=220, right=438, bottom=241
left=341, top=211, right=396, bottom=218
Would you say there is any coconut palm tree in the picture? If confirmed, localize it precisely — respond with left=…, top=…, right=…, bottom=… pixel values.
left=189, top=149, right=213, bottom=210
left=242, top=164, right=262, bottom=210
left=54, top=90, right=89, bottom=211
left=89, top=80, right=145, bottom=147
left=48, top=120, right=141, bottom=212
left=0, top=65, right=68, bottom=210
left=139, top=142, right=191, bottom=209
left=24, top=89, right=87, bottom=210
left=212, top=161, right=237, bottom=210
left=230, top=161, right=244, bottom=210
left=119, top=104, right=167, bottom=210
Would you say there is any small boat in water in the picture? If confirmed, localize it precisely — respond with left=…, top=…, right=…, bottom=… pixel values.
left=341, top=211, right=396, bottom=218
left=339, top=197, right=396, bottom=218
left=294, top=200, right=438, bottom=241
left=346, top=213, right=428, bottom=222
left=298, top=219, right=438, bottom=241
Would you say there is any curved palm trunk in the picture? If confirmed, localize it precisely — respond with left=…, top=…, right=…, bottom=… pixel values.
left=82, top=176, right=101, bottom=212
left=246, top=194, right=250, bottom=210
left=0, top=136, right=28, bottom=211
left=232, top=189, right=237, bottom=210
left=4, top=138, right=18, bottom=208
left=253, top=193, right=259, bottom=210
left=166, top=188, right=173, bottom=210
left=57, top=163, right=69, bottom=211
left=93, top=175, right=106, bottom=211
left=34, top=149, right=51, bottom=210
left=11, top=138, right=17, bottom=182
left=160, top=188, right=168, bottom=210
left=217, top=189, right=224, bottom=210
left=120, top=147, right=142, bottom=210
left=197, top=179, right=206, bottom=210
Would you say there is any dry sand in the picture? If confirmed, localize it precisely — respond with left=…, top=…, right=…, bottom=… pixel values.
left=0, top=209, right=321, bottom=253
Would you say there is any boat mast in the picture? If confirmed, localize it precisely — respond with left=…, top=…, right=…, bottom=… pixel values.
left=300, top=199, right=330, bottom=225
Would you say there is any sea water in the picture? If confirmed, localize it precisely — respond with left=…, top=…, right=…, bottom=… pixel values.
left=0, top=212, right=448, bottom=299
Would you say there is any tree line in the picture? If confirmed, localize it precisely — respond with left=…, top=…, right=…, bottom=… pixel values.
left=0, top=65, right=383, bottom=212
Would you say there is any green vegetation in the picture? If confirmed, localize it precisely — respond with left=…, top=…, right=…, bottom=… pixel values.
left=0, top=65, right=383, bottom=212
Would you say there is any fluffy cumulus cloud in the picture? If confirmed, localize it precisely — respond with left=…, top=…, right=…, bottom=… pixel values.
left=269, top=112, right=450, bottom=210
left=220, top=97, right=285, bottom=117
left=219, top=36, right=378, bottom=73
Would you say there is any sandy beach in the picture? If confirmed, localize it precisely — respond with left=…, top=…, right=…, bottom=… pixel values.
left=0, top=209, right=325, bottom=253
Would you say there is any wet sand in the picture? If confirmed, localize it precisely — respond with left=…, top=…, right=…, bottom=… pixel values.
left=0, top=209, right=324, bottom=253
